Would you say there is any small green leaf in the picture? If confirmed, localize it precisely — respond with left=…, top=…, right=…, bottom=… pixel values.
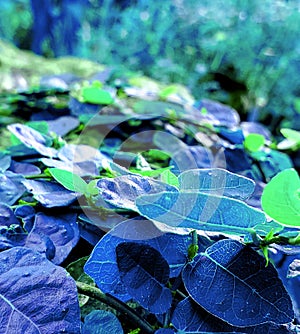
left=280, top=128, right=300, bottom=143
left=86, top=180, right=99, bottom=196
left=261, top=168, right=300, bottom=227
left=244, top=133, right=265, bottom=152
left=82, top=86, right=114, bottom=105
left=49, top=168, right=88, bottom=194
left=160, top=169, right=179, bottom=188
left=159, top=85, right=179, bottom=100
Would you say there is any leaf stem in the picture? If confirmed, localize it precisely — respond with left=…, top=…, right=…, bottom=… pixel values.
left=76, top=281, right=155, bottom=334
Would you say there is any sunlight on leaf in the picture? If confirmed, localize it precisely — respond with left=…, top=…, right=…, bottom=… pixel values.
left=261, top=168, right=300, bottom=227
left=244, top=133, right=265, bottom=152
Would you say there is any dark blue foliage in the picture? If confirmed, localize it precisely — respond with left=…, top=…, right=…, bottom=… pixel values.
left=22, top=179, right=78, bottom=207
left=154, top=329, right=176, bottom=334
left=97, top=174, right=178, bottom=211
left=182, top=239, right=294, bottom=327
left=170, top=146, right=214, bottom=175
left=171, top=297, right=292, bottom=334
left=69, top=97, right=101, bottom=116
left=116, top=242, right=172, bottom=314
left=0, top=247, right=81, bottom=333
left=1, top=207, right=79, bottom=263
left=82, top=310, right=124, bottom=334
left=0, top=154, right=11, bottom=172
left=25, top=212, right=80, bottom=264
left=178, top=168, right=255, bottom=200
left=84, top=218, right=192, bottom=301
left=194, top=99, right=240, bottom=128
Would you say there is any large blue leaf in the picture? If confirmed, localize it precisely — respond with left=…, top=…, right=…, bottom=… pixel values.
left=178, top=168, right=255, bottom=200
left=136, top=191, right=266, bottom=235
left=25, top=212, right=79, bottom=264
left=172, top=297, right=292, bottom=334
left=22, top=179, right=78, bottom=207
left=0, top=247, right=80, bottom=333
left=82, top=310, right=123, bottom=334
left=46, top=116, right=80, bottom=137
left=182, top=239, right=294, bottom=327
left=84, top=218, right=192, bottom=301
left=97, top=174, right=178, bottom=211
left=116, top=242, right=172, bottom=314
left=0, top=171, right=26, bottom=205
left=155, top=329, right=176, bottom=334
left=7, top=123, right=58, bottom=158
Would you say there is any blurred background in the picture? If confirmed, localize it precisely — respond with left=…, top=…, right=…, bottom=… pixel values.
left=1, top=0, right=300, bottom=129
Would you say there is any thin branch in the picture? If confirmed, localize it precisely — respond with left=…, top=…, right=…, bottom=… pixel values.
left=76, top=281, right=155, bottom=334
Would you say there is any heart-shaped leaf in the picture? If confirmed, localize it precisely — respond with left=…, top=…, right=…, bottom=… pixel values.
left=171, top=297, right=291, bottom=334
left=116, top=242, right=172, bottom=314
left=84, top=218, right=192, bottom=301
left=182, top=239, right=294, bottom=327
left=178, top=168, right=255, bottom=200
left=261, top=168, right=300, bottom=226
left=136, top=191, right=266, bottom=235
left=0, top=247, right=80, bottom=333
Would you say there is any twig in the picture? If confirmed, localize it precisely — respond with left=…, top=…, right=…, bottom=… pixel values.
left=76, top=281, right=155, bottom=334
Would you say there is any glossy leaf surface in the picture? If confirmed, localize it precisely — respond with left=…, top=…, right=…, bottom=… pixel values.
left=172, top=297, right=291, bottom=334
left=136, top=191, right=266, bottom=235
left=182, top=239, right=294, bottom=327
left=178, top=168, right=255, bottom=200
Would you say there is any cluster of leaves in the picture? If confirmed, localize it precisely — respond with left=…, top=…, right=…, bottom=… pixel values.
left=2, top=0, right=300, bottom=128
left=0, top=70, right=300, bottom=334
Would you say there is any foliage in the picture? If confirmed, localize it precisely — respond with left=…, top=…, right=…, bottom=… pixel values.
left=1, top=1, right=300, bottom=129
left=0, top=55, right=300, bottom=333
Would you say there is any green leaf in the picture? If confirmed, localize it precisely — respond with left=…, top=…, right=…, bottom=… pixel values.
left=244, top=133, right=265, bottom=152
left=82, top=86, right=114, bottom=105
left=48, top=168, right=88, bottom=194
left=160, top=169, right=179, bottom=188
left=159, top=85, right=179, bottom=100
left=261, top=168, right=300, bottom=227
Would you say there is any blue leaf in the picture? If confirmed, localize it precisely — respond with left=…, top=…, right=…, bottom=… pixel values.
left=82, top=310, right=124, bottom=334
left=155, top=329, right=176, bottom=334
left=172, top=297, right=292, bottom=334
left=136, top=191, right=266, bottom=235
left=217, top=147, right=252, bottom=174
left=22, top=179, right=78, bottom=207
left=0, top=247, right=81, bottom=333
left=0, top=204, right=19, bottom=227
left=25, top=213, right=79, bottom=264
left=46, top=116, right=80, bottom=137
left=0, top=155, right=11, bottom=172
left=9, top=160, right=41, bottom=176
left=116, top=242, right=172, bottom=314
left=178, top=168, right=255, bottom=200
left=169, top=146, right=214, bottom=175
left=7, top=123, right=58, bottom=158
left=0, top=171, right=26, bottom=205
left=241, top=121, right=272, bottom=141
left=97, top=174, right=178, bottom=211
left=84, top=218, right=192, bottom=301
left=182, top=239, right=294, bottom=327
